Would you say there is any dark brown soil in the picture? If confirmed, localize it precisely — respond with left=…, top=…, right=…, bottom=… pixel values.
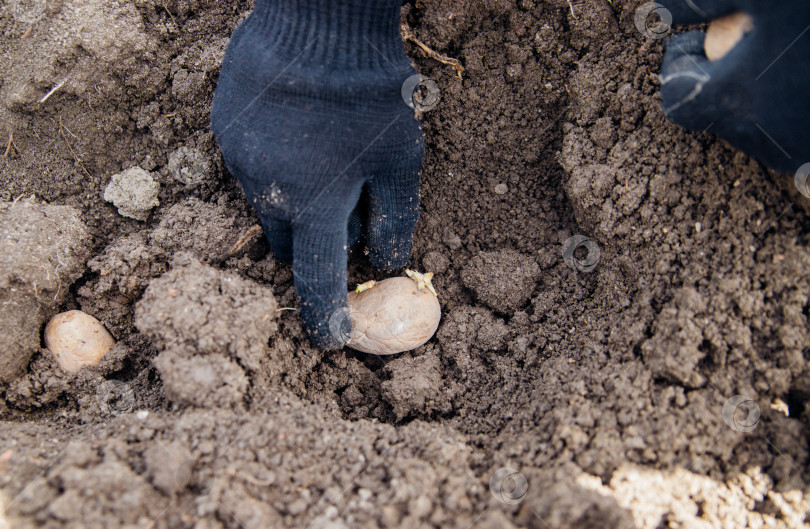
left=2, top=1, right=809, bottom=528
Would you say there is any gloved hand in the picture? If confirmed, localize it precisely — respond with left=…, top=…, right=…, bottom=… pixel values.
left=658, top=0, right=810, bottom=173
left=211, top=0, right=424, bottom=348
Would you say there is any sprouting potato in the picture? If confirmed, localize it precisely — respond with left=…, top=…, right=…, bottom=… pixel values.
left=704, top=12, right=754, bottom=62
left=346, top=270, right=441, bottom=355
left=44, top=310, right=115, bottom=373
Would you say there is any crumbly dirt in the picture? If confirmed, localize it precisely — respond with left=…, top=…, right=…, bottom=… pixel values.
left=0, top=198, right=90, bottom=383
left=1, top=1, right=809, bottom=528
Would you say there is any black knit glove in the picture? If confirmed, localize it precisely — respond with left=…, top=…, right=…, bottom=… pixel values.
left=211, top=0, right=424, bottom=348
left=659, top=0, right=810, bottom=173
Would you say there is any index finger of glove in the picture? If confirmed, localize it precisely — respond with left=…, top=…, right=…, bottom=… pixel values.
left=660, top=31, right=716, bottom=129
left=292, top=222, right=351, bottom=350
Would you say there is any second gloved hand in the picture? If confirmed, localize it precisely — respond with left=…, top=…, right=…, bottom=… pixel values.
left=658, top=0, right=810, bottom=173
left=211, top=0, right=425, bottom=348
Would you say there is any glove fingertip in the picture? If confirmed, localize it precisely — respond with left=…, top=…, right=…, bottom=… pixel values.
left=292, top=225, right=352, bottom=350
left=660, top=71, right=713, bottom=129
left=297, top=283, right=351, bottom=350
left=663, top=31, right=707, bottom=62
left=659, top=31, right=717, bottom=128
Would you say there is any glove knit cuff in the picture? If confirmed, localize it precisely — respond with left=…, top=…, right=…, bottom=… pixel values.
left=247, top=0, right=408, bottom=70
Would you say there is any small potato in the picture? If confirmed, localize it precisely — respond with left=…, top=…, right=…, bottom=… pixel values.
left=44, top=310, right=115, bottom=373
left=705, top=12, right=754, bottom=62
left=346, top=276, right=441, bottom=355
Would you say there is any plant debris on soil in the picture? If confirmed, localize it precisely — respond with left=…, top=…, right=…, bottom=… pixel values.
left=1, top=1, right=809, bottom=528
